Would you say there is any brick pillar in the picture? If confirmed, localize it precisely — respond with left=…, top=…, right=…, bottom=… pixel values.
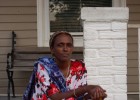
left=81, top=7, right=129, bottom=100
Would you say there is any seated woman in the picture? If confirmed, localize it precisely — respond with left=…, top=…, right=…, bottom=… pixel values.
left=23, top=31, right=107, bottom=100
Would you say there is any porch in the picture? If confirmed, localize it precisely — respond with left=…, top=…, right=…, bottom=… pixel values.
left=0, top=94, right=138, bottom=100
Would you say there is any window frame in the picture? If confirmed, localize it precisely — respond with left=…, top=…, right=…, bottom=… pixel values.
left=37, top=0, right=126, bottom=47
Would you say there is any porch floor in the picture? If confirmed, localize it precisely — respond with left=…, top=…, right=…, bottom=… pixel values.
left=0, top=95, right=139, bottom=100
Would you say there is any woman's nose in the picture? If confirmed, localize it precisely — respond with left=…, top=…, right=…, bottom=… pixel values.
left=63, top=45, right=68, bottom=51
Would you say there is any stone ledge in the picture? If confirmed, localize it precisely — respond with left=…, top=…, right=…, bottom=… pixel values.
left=81, top=7, right=129, bottom=21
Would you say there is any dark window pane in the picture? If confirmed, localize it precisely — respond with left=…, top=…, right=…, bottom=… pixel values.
left=49, top=0, right=112, bottom=32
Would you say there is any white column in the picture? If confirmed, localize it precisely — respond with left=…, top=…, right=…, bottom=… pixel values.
left=81, top=7, right=129, bottom=100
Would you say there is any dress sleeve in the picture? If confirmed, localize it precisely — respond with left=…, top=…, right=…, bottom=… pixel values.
left=36, top=63, right=60, bottom=96
left=78, top=61, right=87, bottom=86
left=68, top=60, right=87, bottom=89
left=81, top=64, right=87, bottom=86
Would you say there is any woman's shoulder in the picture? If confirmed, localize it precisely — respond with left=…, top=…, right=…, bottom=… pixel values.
left=70, top=59, right=87, bottom=73
left=34, top=56, right=55, bottom=69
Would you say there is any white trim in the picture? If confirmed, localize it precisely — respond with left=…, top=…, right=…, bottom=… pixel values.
left=50, top=32, right=83, bottom=36
left=127, top=92, right=140, bottom=94
left=112, top=0, right=126, bottom=7
left=128, top=24, right=140, bottom=28
left=37, top=0, right=50, bottom=47
left=44, top=0, right=50, bottom=47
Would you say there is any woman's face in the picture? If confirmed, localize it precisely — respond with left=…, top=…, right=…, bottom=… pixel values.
left=51, top=34, right=73, bottom=62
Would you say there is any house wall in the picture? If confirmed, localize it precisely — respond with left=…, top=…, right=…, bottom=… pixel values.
left=127, top=0, right=140, bottom=93
left=0, top=0, right=37, bottom=95
left=127, top=0, right=140, bottom=24
left=127, top=28, right=139, bottom=92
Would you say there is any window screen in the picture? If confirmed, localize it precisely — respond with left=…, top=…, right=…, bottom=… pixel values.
left=49, top=0, right=112, bottom=32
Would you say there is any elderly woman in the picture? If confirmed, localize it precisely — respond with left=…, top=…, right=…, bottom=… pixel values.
left=23, top=31, right=107, bottom=100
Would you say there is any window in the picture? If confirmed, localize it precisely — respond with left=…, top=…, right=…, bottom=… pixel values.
left=37, top=0, right=126, bottom=47
left=50, top=0, right=112, bottom=32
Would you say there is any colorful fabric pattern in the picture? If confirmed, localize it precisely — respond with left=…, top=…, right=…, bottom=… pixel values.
left=23, top=57, right=87, bottom=100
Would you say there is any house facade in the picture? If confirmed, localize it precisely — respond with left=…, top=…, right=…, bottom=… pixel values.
left=0, top=0, right=139, bottom=100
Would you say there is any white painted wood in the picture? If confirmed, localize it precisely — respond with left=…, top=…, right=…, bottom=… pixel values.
left=37, top=0, right=50, bottom=47
left=82, top=7, right=128, bottom=100
left=128, top=24, right=140, bottom=28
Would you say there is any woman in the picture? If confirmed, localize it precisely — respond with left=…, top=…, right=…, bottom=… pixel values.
left=23, top=31, right=107, bottom=100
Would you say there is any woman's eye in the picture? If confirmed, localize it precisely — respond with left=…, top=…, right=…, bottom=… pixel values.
left=57, top=44, right=63, bottom=47
left=57, top=43, right=73, bottom=48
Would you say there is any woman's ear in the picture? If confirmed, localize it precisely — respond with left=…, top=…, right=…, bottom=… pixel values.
left=50, top=47, right=54, bottom=56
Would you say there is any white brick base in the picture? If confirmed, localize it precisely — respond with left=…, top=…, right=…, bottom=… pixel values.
left=81, top=7, right=129, bottom=100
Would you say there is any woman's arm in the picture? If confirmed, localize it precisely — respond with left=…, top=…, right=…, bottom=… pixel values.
left=49, top=85, right=107, bottom=100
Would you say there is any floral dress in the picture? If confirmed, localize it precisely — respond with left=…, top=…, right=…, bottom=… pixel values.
left=31, top=59, right=87, bottom=100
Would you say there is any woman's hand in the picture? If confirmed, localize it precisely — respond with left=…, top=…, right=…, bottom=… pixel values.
left=86, top=85, right=107, bottom=100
